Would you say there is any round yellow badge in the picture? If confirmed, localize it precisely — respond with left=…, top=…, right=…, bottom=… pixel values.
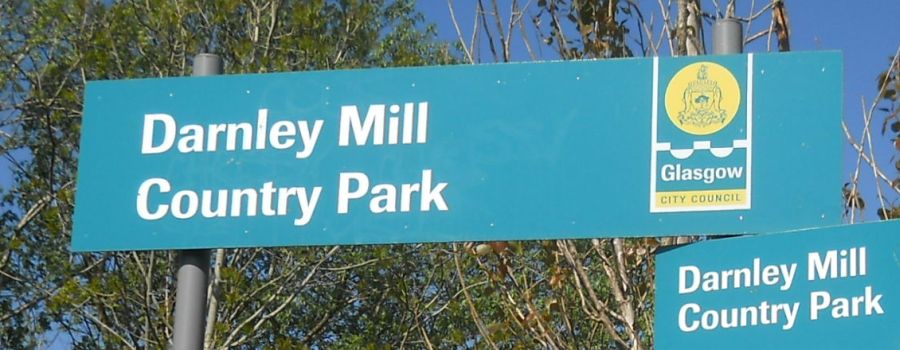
left=664, top=62, right=740, bottom=135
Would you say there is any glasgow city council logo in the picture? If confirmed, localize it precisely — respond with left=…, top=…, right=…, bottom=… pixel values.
left=650, top=57, right=753, bottom=213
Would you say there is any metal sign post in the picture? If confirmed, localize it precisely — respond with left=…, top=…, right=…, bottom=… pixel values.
left=713, top=18, right=743, bottom=55
left=172, top=53, right=222, bottom=350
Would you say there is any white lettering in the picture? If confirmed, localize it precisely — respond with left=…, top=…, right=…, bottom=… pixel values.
left=142, top=114, right=176, bottom=154
left=140, top=109, right=324, bottom=158
left=337, top=172, right=369, bottom=213
left=269, top=120, right=296, bottom=149
left=171, top=190, right=199, bottom=219
left=809, top=251, right=838, bottom=281
left=339, top=105, right=385, bottom=146
left=678, top=303, right=700, bottom=332
left=136, top=178, right=171, bottom=220
left=135, top=178, right=321, bottom=225
left=679, top=266, right=700, bottom=294
left=660, top=164, right=744, bottom=184
left=296, top=120, right=324, bottom=159
left=419, top=169, right=448, bottom=211
left=294, top=187, right=322, bottom=226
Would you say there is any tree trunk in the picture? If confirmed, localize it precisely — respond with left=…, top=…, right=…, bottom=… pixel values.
left=676, top=0, right=705, bottom=56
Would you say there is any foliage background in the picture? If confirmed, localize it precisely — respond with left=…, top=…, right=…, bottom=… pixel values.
left=1, top=0, right=897, bottom=349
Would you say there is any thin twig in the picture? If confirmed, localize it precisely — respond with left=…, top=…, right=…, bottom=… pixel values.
left=447, top=0, right=475, bottom=63
left=843, top=121, right=900, bottom=195
left=452, top=243, right=499, bottom=350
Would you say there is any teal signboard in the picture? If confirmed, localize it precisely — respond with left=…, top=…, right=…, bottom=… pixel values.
left=655, top=221, right=900, bottom=349
left=73, top=51, right=842, bottom=251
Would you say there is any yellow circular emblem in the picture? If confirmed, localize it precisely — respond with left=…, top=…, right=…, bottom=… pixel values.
left=664, top=62, right=740, bottom=135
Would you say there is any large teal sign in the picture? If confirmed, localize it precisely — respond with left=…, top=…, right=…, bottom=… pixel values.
left=73, top=51, right=842, bottom=251
left=655, top=221, right=900, bottom=349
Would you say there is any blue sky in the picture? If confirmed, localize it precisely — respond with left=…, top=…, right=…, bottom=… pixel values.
left=418, top=1, right=900, bottom=222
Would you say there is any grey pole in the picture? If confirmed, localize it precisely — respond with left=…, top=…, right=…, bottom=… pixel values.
left=712, top=18, right=743, bottom=55
left=709, top=21, right=743, bottom=243
left=191, top=53, right=224, bottom=76
left=173, top=249, right=210, bottom=350
left=172, top=53, right=222, bottom=350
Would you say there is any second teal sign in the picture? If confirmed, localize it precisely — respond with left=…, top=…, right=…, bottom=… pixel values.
left=656, top=221, right=900, bottom=349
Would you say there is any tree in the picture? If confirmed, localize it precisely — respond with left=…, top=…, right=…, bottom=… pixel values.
left=5, top=1, right=890, bottom=349
left=442, top=1, right=795, bottom=349
left=877, top=52, right=900, bottom=219
left=843, top=49, right=900, bottom=222
left=1, top=1, right=456, bottom=348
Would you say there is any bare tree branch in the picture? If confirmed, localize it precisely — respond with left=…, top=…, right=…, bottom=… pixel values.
left=452, top=243, right=499, bottom=350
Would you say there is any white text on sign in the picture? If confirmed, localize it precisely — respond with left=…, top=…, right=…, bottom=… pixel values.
left=134, top=102, right=449, bottom=227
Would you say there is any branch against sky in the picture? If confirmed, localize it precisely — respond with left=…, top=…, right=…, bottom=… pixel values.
left=844, top=47, right=900, bottom=222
